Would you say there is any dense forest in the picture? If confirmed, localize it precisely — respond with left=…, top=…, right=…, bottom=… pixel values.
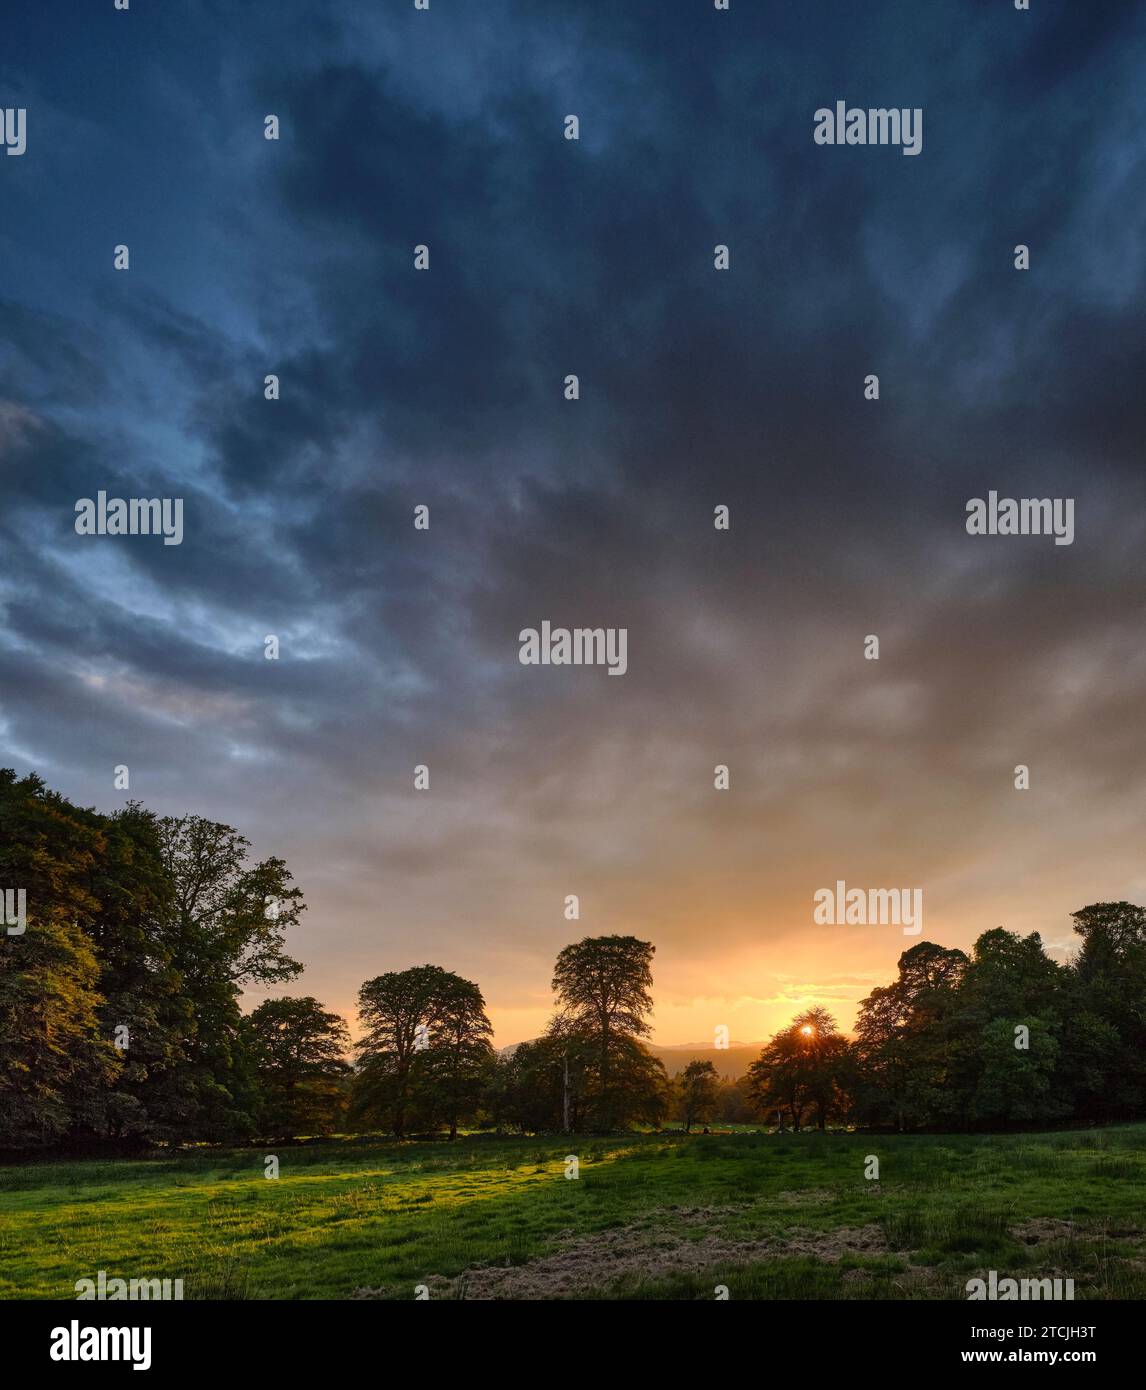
left=2, top=769, right=1144, bottom=1150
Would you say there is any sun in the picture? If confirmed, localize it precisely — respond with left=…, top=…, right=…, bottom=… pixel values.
left=800, top=1024, right=814, bottom=1036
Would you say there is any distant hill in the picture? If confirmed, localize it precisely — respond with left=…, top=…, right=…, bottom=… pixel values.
left=648, top=1043, right=761, bottom=1081
left=500, top=1039, right=762, bottom=1081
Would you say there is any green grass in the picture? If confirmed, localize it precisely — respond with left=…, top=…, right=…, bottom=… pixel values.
left=2, top=1125, right=1144, bottom=1300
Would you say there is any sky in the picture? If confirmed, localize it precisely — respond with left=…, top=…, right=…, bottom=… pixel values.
left=3, top=0, right=1146, bottom=1048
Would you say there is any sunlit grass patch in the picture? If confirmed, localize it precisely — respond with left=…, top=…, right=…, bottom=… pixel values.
left=2, top=1125, right=1144, bottom=1299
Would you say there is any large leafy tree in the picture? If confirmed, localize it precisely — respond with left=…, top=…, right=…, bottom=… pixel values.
left=970, top=1016, right=1062, bottom=1126
left=244, top=996, right=350, bottom=1138
left=0, top=771, right=120, bottom=1146
left=0, top=917, right=119, bottom=1146
left=156, top=815, right=306, bottom=1141
left=748, top=1007, right=851, bottom=1132
left=955, top=929, right=1068, bottom=1127
left=489, top=1023, right=598, bottom=1134
left=489, top=1038, right=563, bottom=1134
left=853, top=942, right=969, bottom=1131
left=596, top=1031, right=668, bottom=1130
left=0, top=772, right=311, bottom=1149
left=351, top=965, right=492, bottom=1139
left=82, top=802, right=194, bottom=1143
left=420, top=974, right=495, bottom=1139
left=1068, top=902, right=1146, bottom=1117
left=490, top=1019, right=665, bottom=1136
left=551, top=934, right=661, bottom=1130
left=675, top=1059, right=720, bottom=1133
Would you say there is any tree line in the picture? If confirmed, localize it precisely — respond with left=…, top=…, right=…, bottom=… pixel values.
left=3, top=770, right=1145, bottom=1149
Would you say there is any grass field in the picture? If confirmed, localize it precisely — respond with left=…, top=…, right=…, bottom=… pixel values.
left=2, top=1125, right=1144, bottom=1300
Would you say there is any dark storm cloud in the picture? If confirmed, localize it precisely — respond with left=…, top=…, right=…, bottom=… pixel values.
left=3, top=0, right=1146, bottom=1037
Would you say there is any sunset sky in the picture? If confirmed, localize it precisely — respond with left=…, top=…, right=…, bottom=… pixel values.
left=3, top=1, right=1146, bottom=1047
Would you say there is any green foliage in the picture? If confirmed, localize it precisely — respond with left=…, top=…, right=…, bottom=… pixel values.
left=0, top=769, right=311, bottom=1149
left=4, top=766, right=1146, bottom=1149
left=350, top=966, right=494, bottom=1139
left=672, top=1059, right=721, bottom=1131
left=748, top=1007, right=851, bottom=1131
left=0, top=771, right=121, bottom=1147
left=243, top=997, right=351, bottom=1138
left=849, top=916, right=1144, bottom=1131
left=549, top=935, right=666, bottom=1131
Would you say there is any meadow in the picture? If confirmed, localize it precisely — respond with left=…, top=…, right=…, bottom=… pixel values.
left=1, top=1125, right=1144, bottom=1301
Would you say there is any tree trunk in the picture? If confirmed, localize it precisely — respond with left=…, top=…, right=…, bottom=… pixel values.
left=600, top=1019, right=610, bottom=1128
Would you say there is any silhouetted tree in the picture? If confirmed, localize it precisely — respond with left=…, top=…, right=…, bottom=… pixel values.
left=244, top=996, right=350, bottom=1138
left=676, top=1059, right=720, bottom=1132
left=748, top=1007, right=851, bottom=1131
left=550, top=935, right=664, bottom=1131
left=351, top=965, right=492, bottom=1138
